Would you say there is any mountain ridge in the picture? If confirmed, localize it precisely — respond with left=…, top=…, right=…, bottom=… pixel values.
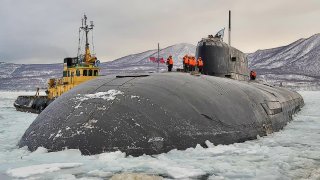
left=1, top=34, right=319, bottom=90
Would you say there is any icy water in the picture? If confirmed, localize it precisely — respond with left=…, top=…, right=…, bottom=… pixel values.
left=0, top=91, right=319, bottom=180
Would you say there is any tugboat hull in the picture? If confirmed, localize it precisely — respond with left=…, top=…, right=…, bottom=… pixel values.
left=14, top=96, right=53, bottom=114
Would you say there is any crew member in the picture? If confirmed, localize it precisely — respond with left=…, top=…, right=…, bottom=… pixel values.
left=190, top=56, right=196, bottom=71
left=250, top=70, right=257, bottom=80
left=167, top=55, right=174, bottom=72
left=188, top=56, right=193, bottom=72
left=183, top=55, right=189, bottom=72
left=197, top=57, right=204, bottom=73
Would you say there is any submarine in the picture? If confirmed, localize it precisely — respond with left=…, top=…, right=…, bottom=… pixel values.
left=18, top=11, right=304, bottom=156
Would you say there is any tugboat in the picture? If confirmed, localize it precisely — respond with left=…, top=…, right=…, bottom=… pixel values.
left=14, top=14, right=100, bottom=114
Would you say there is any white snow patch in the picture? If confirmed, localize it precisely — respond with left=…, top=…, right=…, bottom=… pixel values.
left=83, top=119, right=98, bottom=129
left=76, top=130, right=85, bottom=135
left=88, top=170, right=113, bottom=177
left=131, top=95, right=140, bottom=99
left=32, top=147, right=48, bottom=154
left=167, top=166, right=206, bottom=179
left=49, top=133, right=55, bottom=139
left=77, top=90, right=124, bottom=102
left=7, top=163, right=82, bottom=178
left=97, top=106, right=107, bottom=110
left=54, top=130, right=63, bottom=140
left=205, top=140, right=215, bottom=148
left=74, top=102, right=82, bottom=109
left=148, top=137, right=164, bottom=142
left=98, top=151, right=126, bottom=161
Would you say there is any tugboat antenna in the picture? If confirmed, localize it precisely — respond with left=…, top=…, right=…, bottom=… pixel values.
left=77, top=28, right=81, bottom=60
left=79, top=13, right=94, bottom=63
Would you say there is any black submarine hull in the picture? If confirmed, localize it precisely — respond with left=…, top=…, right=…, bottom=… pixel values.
left=18, top=73, right=304, bottom=156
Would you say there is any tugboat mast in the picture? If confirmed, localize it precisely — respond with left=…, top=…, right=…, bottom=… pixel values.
left=80, top=14, right=94, bottom=63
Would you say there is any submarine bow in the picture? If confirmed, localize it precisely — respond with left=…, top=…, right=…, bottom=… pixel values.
left=19, top=73, right=304, bottom=156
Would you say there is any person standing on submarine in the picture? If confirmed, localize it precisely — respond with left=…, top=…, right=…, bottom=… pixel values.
left=189, top=56, right=196, bottom=72
left=167, top=55, right=174, bottom=72
left=188, top=56, right=193, bottom=72
left=197, top=57, right=204, bottom=73
left=250, top=70, right=257, bottom=80
left=192, top=56, right=197, bottom=71
left=183, top=54, right=189, bottom=72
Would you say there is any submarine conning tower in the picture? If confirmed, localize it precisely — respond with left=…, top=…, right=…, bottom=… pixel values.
left=196, top=36, right=250, bottom=81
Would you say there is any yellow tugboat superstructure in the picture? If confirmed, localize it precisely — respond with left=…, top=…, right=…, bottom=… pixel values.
left=48, top=14, right=100, bottom=99
left=14, top=14, right=101, bottom=113
left=47, top=62, right=100, bottom=99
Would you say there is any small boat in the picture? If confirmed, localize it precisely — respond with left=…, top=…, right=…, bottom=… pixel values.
left=14, top=14, right=100, bottom=114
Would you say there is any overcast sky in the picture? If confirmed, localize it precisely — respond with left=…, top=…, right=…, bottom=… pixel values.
left=0, top=0, right=319, bottom=64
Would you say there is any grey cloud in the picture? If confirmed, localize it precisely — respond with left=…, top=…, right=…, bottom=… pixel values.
left=0, top=0, right=319, bottom=63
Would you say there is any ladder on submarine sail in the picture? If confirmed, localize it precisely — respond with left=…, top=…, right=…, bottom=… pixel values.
left=13, top=14, right=101, bottom=114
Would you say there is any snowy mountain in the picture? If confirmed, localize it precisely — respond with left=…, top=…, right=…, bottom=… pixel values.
left=0, top=43, right=196, bottom=91
left=0, top=62, right=62, bottom=90
left=101, top=43, right=196, bottom=75
left=0, top=34, right=320, bottom=91
left=248, top=33, right=320, bottom=90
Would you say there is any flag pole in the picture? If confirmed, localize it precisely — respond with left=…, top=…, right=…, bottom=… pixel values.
left=157, top=43, right=160, bottom=73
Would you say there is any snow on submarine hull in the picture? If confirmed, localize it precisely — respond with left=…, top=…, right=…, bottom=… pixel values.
left=18, top=72, right=304, bottom=156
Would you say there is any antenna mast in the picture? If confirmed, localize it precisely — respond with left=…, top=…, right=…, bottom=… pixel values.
left=228, top=10, right=231, bottom=46
left=80, top=14, right=94, bottom=63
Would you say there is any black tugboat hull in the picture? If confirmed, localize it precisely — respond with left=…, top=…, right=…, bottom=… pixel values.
left=18, top=73, right=304, bottom=156
left=14, top=96, right=53, bottom=114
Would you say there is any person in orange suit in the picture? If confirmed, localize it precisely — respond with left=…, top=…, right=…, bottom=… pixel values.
left=188, top=56, right=193, bottom=72
left=197, top=57, right=204, bottom=73
left=183, top=55, right=189, bottom=72
left=167, top=55, right=174, bottom=72
left=189, top=56, right=196, bottom=71
left=250, top=70, right=257, bottom=80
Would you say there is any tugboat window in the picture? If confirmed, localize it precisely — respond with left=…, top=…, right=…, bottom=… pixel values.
left=94, top=70, right=98, bottom=76
left=76, top=70, right=80, bottom=76
left=83, top=70, right=88, bottom=76
left=63, top=71, right=67, bottom=77
left=89, top=70, right=93, bottom=76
